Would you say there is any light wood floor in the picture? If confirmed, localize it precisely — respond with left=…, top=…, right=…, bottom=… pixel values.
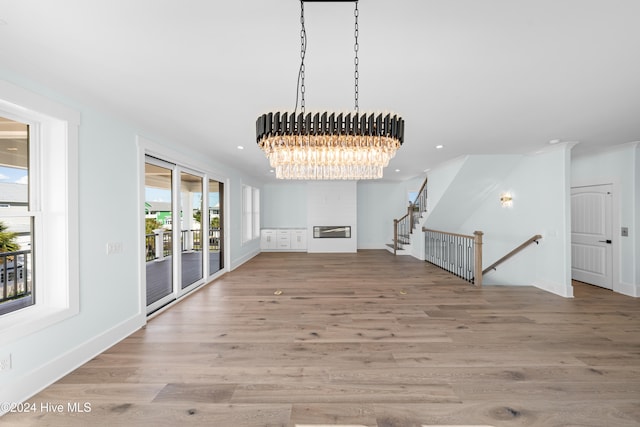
left=4, top=250, right=640, bottom=426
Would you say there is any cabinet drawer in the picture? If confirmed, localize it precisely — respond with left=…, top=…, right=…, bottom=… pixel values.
left=277, top=230, right=291, bottom=239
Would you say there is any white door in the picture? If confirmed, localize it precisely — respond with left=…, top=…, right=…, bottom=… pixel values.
left=571, top=184, right=613, bottom=289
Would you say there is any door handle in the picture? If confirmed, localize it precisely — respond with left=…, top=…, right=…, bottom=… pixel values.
left=598, top=240, right=612, bottom=244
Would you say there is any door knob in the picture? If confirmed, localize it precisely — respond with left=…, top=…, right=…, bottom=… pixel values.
left=598, top=240, right=612, bottom=244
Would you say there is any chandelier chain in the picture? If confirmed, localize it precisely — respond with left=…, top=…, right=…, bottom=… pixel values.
left=354, top=1, right=359, bottom=113
left=295, top=0, right=307, bottom=117
left=256, top=0, right=404, bottom=180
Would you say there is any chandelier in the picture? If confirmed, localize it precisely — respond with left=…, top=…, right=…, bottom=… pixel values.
left=256, top=0, right=404, bottom=180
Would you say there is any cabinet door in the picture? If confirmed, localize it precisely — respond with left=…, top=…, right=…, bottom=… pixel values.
left=260, top=229, right=277, bottom=249
left=291, top=230, right=307, bottom=249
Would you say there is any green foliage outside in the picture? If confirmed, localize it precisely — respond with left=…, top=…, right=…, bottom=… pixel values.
left=0, top=221, right=20, bottom=253
left=145, top=218, right=163, bottom=235
left=193, top=209, right=220, bottom=229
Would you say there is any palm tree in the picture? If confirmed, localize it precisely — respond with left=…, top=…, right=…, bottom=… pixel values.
left=0, top=221, right=20, bottom=253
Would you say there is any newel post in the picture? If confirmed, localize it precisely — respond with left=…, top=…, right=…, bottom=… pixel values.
left=473, top=231, right=483, bottom=287
left=393, top=219, right=399, bottom=255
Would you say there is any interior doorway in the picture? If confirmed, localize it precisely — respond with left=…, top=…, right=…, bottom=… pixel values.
left=570, top=184, right=613, bottom=290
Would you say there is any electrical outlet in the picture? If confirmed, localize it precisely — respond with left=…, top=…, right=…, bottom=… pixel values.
left=106, top=242, right=123, bottom=255
left=621, top=227, right=629, bottom=237
left=0, top=353, right=12, bottom=372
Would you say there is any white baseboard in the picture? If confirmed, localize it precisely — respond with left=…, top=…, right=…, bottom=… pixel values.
left=356, top=243, right=387, bottom=250
left=533, top=279, right=573, bottom=298
left=0, top=313, right=144, bottom=415
left=616, top=281, right=639, bottom=297
left=231, top=248, right=260, bottom=271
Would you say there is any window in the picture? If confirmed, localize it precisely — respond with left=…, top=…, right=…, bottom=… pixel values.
left=242, top=184, right=260, bottom=243
left=0, top=117, right=33, bottom=316
left=0, top=79, right=79, bottom=343
left=252, top=187, right=260, bottom=240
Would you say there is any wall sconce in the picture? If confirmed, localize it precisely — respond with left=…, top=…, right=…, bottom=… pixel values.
left=500, top=192, right=513, bottom=208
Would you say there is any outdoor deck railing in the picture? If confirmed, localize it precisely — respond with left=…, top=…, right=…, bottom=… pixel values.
left=146, top=228, right=221, bottom=262
left=0, top=249, right=33, bottom=304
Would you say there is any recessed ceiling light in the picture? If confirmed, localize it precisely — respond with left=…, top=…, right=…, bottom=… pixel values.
left=423, top=168, right=430, bottom=172
left=395, top=169, right=400, bottom=172
left=549, top=139, right=561, bottom=145
left=435, top=144, right=444, bottom=149
left=269, top=169, right=274, bottom=173
left=237, top=145, right=244, bottom=150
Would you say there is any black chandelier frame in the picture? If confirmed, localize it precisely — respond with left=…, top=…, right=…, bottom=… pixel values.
left=256, top=111, right=404, bottom=145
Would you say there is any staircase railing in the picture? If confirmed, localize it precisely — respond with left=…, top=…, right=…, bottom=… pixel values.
left=392, top=177, right=428, bottom=254
left=411, top=177, right=428, bottom=226
left=422, top=231, right=542, bottom=286
left=482, top=234, right=542, bottom=275
left=423, top=228, right=484, bottom=286
left=393, top=213, right=411, bottom=255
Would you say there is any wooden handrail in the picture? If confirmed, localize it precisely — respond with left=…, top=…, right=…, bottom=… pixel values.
left=413, top=177, right=428, bottom=205
left=482, top=234, right=542, bottom=275
left=392, top=176, right=428, bottom=254
left=398, top=212, right=410, bottom=222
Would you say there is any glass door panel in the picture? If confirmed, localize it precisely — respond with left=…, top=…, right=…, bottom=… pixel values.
left=179, top=171, right=203, bottom=290
left=144, top=159, right=174, bottom=310
left=208, top=179, right=223, bottom=276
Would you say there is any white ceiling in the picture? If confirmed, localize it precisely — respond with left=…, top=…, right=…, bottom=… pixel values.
left=1, top=0, right=639, bottom=182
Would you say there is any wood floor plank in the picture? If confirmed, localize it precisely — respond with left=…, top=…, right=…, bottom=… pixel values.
left=3, top=250, right=639, bottom=426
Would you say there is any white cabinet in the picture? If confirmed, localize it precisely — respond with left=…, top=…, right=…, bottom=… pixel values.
left=260, top=229, right=277, bottom=249
left=261, top=228, right=307, bottom=251
left=290, top=229, right=307, bottom=250
left=276, top=229, right=291, bottom=249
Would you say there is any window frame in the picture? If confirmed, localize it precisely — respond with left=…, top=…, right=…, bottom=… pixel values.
left=252, top=187, right=260, bottom=240
left=0, top=79, right=79, bottom=344
left=241, top=184, right=260, bottom=244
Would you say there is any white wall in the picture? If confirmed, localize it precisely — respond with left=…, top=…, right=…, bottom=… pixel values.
left=425, top=155, right=521, bottom=230
left=571, top=142, right=639, bottom=296
left=0, top=72, right=261, bottom=407
left=260, top=176, right=426, bottom=251
left=261, top=182, right=308, bottom=228
left=356, top=178, right=422, bottom=249
left=424, top=147, right=574, bottom=297
left=460, top=146, right=573, bottom=296
left=307, top=181, right=357, bottom=253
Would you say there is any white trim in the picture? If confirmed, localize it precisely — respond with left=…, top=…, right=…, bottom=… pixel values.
left=137, top=135, right=231, bottom=317
left=534, top=279, right=573, bottom=298
left=0, top=80, right=80, bottom=126
left=0, top=314, right=143, bottom=415
left=231, top=248, right=260, bottom=271
left=0, top=79, right=80, bottom=344
left=570, top=180, right=623, bottom=295
left=617, top=281, right=638, bottom=297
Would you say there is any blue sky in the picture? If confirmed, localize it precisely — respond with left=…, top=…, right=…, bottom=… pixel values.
left=0, top=166, right=28, bottom=184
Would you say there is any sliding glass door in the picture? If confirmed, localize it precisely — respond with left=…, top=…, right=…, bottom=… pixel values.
left=144, top=158, right=174, bottom=310
left=179, top=170, right=203, bottom=290
left=208, top=179, right=224, bottom=276
left=144, top=155, right=225, bottom=314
